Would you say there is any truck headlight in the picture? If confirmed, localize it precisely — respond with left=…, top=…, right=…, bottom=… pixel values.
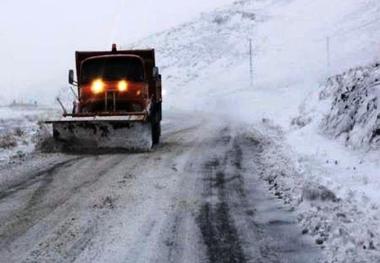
left=118, top=80, right=128, bottom=92
left=91, top=79, right=105, bottom=94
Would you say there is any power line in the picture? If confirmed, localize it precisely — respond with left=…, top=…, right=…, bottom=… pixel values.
left=322, top=17, right=380, bottom=76
left=311, top=17, right=380, bottom=43
left=329, top=17, right=380, bottom=39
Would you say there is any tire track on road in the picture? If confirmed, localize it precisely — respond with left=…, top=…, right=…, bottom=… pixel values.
left=197, top=130, right=247, bottom=263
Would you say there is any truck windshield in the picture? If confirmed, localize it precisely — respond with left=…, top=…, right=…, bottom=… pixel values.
left=80, top=56, right=145, bottom=84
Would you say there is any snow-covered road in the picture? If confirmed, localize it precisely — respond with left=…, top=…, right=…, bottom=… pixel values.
left=0, top=114, right=323, bottom=263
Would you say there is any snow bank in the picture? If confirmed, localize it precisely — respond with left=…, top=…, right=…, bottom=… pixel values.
left=0, top=107, right=57, bottom=166
left=320, top=63, right=380, bottom=150
left=253, top=119, right=380, bottom=262
left=284, top=61, right=380, bottom=262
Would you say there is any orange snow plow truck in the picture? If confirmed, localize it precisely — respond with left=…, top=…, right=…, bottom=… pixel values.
left=46, top=44, right=162, bottom=151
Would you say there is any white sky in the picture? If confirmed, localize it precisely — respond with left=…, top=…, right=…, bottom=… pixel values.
left=0, top=0, right=233, bottom=103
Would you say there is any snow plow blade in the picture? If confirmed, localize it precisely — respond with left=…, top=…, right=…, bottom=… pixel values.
left=45, top=115, right=153, bottom=152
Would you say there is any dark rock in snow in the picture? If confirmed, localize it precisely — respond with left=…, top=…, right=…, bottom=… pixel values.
left=316, top=238, right=324, bottom=245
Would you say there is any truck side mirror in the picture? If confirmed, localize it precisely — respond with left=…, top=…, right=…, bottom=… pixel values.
left=152, top=67, right=159, bottom=78
left=68, top=69, right=75, bottom=85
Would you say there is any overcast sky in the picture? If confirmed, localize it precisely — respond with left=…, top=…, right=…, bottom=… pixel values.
left=0, top=0, right=233, bottom=103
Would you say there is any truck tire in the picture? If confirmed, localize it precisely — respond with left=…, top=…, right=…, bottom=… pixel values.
left=53, top=126, right=60, bottom=140
left=152, top=122, right=161, bottom=145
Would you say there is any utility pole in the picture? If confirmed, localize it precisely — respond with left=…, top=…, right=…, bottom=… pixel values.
left=249, top=38, right=253, bottom=87
left=326, top=36, right=331, bottom=75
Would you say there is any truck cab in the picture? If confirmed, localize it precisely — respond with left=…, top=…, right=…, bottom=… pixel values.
left=70, top=45, right=162, bottom=118
left=78, top=55, right=149, bottom=113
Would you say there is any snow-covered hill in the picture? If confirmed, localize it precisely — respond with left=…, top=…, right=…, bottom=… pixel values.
left=131, top=1, right=256, bottom=111
left=131, top=0, right=380, bottom=123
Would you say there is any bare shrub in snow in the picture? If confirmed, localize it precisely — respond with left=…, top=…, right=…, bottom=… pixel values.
left=0, top=134, right=17, bottom=149
left=302, top=183, right=338, bottom=202
left=291, top=115, right=312, bottom=128
left=239, top=11, right=255, bottom=20
left=14, top=127, right=24, bottom=137
left=33, top=121, right=55, bottom=152
left=213, top=14, right=229, bottom=25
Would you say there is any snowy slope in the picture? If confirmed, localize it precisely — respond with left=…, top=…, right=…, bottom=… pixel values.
left=285, top=64, right=380, bottom=262
left=131, top=1, right=256, bottom=111
left=320, top=64, right=380, bottom=150
left=129, top=0, right=380, bottom=125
